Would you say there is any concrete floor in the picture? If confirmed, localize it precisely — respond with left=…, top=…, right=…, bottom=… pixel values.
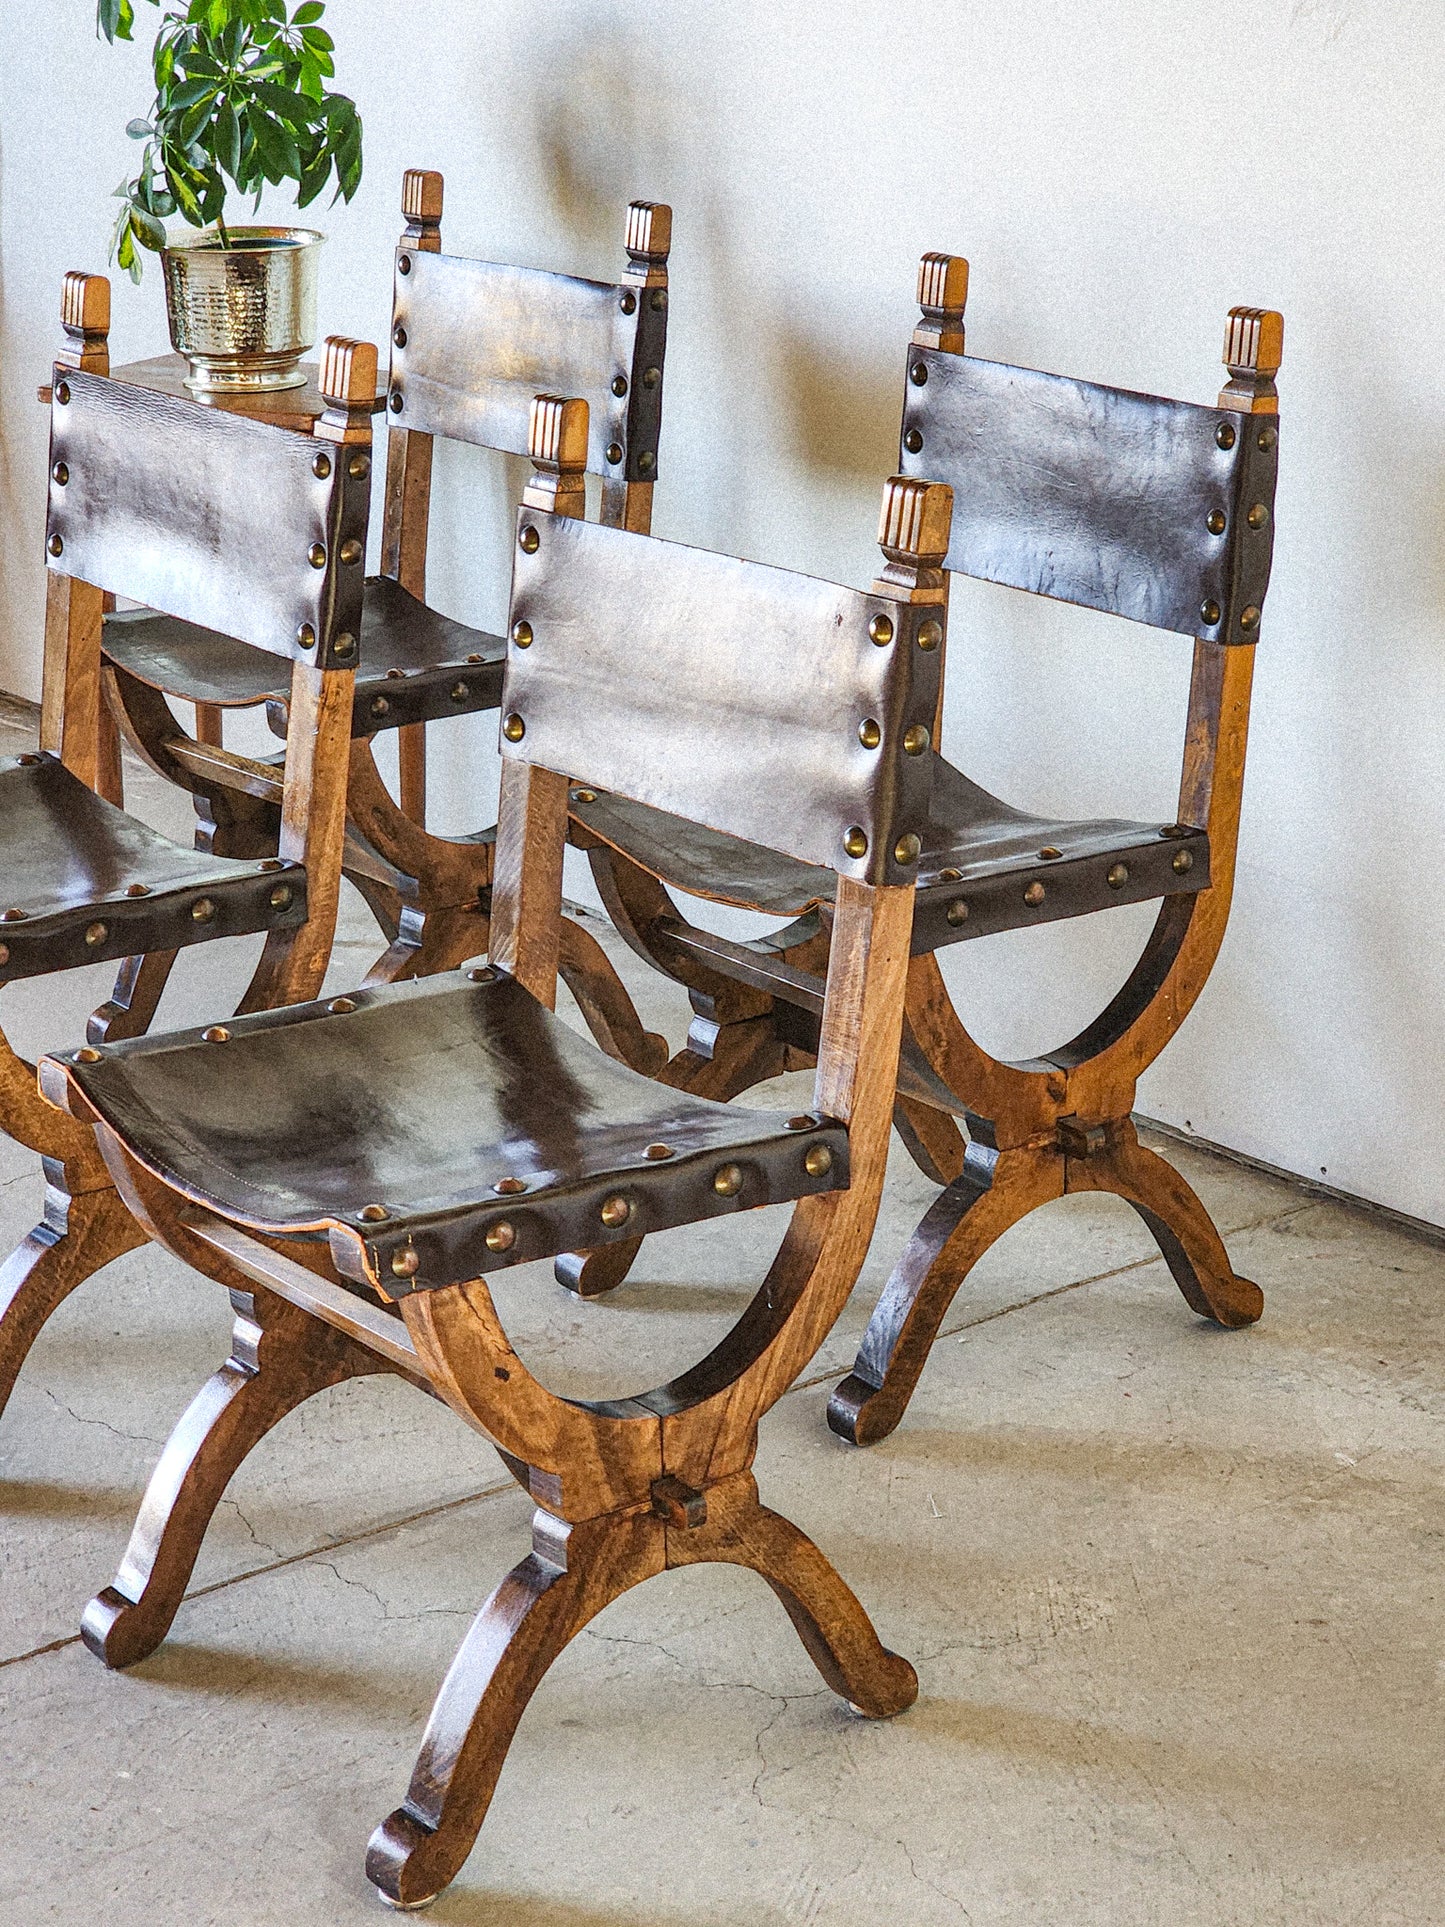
left=3, top=717, right=1444, bottom=1925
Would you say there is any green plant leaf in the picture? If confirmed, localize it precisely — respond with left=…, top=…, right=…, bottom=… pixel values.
left=215, top=98, right=242, bottom=174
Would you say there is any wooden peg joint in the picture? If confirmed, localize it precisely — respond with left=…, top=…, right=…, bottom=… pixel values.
left=651, top=1474, right=708, bottom=1529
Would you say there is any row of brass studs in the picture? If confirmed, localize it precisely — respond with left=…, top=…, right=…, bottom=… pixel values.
left=0, top=856, right=293, bottom=968
left=845, top=609, right=942, bottom=863
left=932, top=838, right=1195, bottom=928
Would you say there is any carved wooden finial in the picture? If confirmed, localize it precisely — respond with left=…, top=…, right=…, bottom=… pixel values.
left=622, top=201, right=671, bottom=287
left=401, top=168, right=444, bottom=251
left=913, top=253, right=968, bottom=354
left=524, top=394, right=589, bottom=517
left=315, top=336, right=379, bottom=444
left=873, top=476, right=954, bottom=602
left=57, top=271, right=111, bottom=375
left=1218, top=306, right=1283, bottom=414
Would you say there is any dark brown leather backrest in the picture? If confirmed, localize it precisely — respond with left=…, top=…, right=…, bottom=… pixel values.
left=898, top=349, right=1279, bottom=640
left=387, top=241, right=668, bottom=483
left=46, top=367, right=369, bottom=666
left=503, top=512, right=941, bottom=887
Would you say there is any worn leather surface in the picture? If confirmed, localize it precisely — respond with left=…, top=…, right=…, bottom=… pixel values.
left=53, top=970, right=848, bottom=1292
left=0, top=751, right=304, bottom=983
left=104, top=576, right=505, bottom=731
left=47, top=368, right=368, bottom=670
left=389, top=248, right=667, bottom=483
left=899, top=349, right=1279, bottom=639
left=507, top=514, right=940, bottom=889
left=571, top=750, right=1208, bottom=944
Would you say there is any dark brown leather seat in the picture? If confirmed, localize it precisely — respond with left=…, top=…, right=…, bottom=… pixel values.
left=103, top=575, right=506, bottom=732
left=57, top=968, right=848, bottom=1290
left=571, top=750, right=1208, bottom=940
left=0, top=749, right=303, bottom=981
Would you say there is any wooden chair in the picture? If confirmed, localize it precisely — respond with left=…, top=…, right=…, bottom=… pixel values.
left=562, top=262, right=1284, bottom=1446
left=100, top=170, right=672, bottom=1073
left=0, top=271, right=376, bottom=1433
left=40, top=396, right=945, bottom=1909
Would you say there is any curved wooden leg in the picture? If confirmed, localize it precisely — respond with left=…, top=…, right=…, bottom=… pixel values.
left=893, top=1095, right=967, bottom=1187
left=554, top=1014, right=789, bottom=1297
left=828, top=1142, right=1062, bottom=1447
left=82, top=1288, right=389, bottom=1669
left=366, top=1506, right=664, bottom=1910
left=557, top=916, right=667, bottom=1076
left=1067, top=1118, right=1263, bottom=1328
left=670, top=1473, right=917, bottom=1717
left=364, top=902, right=490, bottom=985
left=0, top=1176, right=146, bottom=1427
left=88, top=949, right=179, bottom=1046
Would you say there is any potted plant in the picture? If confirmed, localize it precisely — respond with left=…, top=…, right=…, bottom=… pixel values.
left=99, top=0, right=363, bottom=393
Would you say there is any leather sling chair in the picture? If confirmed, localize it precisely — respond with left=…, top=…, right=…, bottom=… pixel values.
left=40, top=396, right=945, bottom=1911
left=99, top=168, right=670, bottom=1068
left=560, top=260, right=1283, bottom=1448
left=0, top=278, right=377, bottom=1436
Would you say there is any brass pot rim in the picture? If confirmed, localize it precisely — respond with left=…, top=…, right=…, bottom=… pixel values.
left=161, top=225, right=325, bottom=256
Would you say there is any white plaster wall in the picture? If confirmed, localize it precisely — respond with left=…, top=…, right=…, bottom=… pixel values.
left=1, top=1, right=1441, bottom=1218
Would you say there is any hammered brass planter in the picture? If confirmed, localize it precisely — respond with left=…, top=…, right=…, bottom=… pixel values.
left=161, top=226, right=323, bottom=394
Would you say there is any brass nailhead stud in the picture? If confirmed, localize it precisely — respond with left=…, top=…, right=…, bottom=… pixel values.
left=52, top=462, right=69, bottom=486
left=270, top=884, right=293, bottom=909
left=329, top=997, right=356, bottom=1014
left=869, top=614, right=894, bottom=646
left=308, top=543, right=327, bottom=569
left=392, top=1247, right=421, bottom=1278
left=340, top=539, right=364, bottom=566
left=85, top=921, right=107, bottom=946
left=502, top=712, right=526, bottom=742
left=202, top=1025, right=230, bottom=1043
left=650, top=289, right=666, bottom=311
left=612, top=374, right=629, bottom=397
left=348, top=453, right=370, bottom=480
left=894, top=833, right=922, bottom=865
left=191, top=898, right=216, bottom=923
left=1257, top=425, right=1278, bottom=451
left=467, top=966, right=497, bottom=983
left=360, top=1203, right=389, bottom=1222
left=55, top=380, right=70, bottom=404
left=1200, top=599, right=1221, bottom=626
left=17, top=753, right=41, bottom=766
left=903, top=428, right=923, bottom=453
left=260, top=858, right=285, bottom=871
left=1024, top=881, right=1046, bottom=907
left=467, top=652, right=484, bottom=664
left=946, top=898, right=969, bottom=926
left=393, top=324, right=407, bottom=348
left=370, top=696, right=390, bottom=718
left=126, top=882, right=151, bottom=896
left=1159, top=823, right=1188, bottom=838
left=390, top=391, right=404, bottom=413
left=0, top=945, right=11, bottom=966
left=858, top=717, right=881, bottom=749
left=494, top=1176, right=527, bottom=1195
left=785, top=1114, right=814, bottom=1131
left=297, top=622, right=316, bottom=649
left=645, top=1143, right=674, bottom=1160
left=47, top=534, right=63, bottom=557
left=1216, top=421, right=1237, bottom=449
left=1247, top=502, right=1270, bottom=530
left=713, top=1165, right=743, bottom=1198
left=450, top=682, right=469, bottom=703
left=386, top=667, right=404, bottom=678
left=1173, top=849, right=1194, bottom=874
left=910, top=362, right=929, bottom=385
left=639, top=450, right=656, bottom=474
left=486, top=1222, right=516, bottom=1254
left=1039, top=846, right=1063, bottom=861
left=917, top=619, right=942, bottom=651
left=843, top=826, right=868, bottom=859
left=643, top=366, right=661, bottom=388
left=571, top=788, right=597, bottom=804
left=1107, top=863, right=1129, bottom=889
left=599, top=1195, right=632, bottom=1227
left=397, top=253, right=412, bottom=275
left=512, top=620, right=533, bottom=648
left=1206, top=509, right=1226, bottom=534
left=903, top=724, right=930, bottom=756
left=804, top=1145, right=833, bottom=1177
left=312, top=452, right=332, bottom=479
left=620, top=290, right=637, bottom=314
left=1, top=908, right=25, bottom=922
left=76, top=1046, right=101, bottom=1063
left=333, top=634, right=357, bottom=661
left=1240, top=605, right=1261, bottom=631
left=519, top=525, right=540, bottom=554
left=605, top=442, right=624, bottom=465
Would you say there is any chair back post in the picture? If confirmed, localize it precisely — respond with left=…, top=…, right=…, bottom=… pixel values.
left=487, top=395, right=591, bottom=1006
left=380, top=169, right=445, bottom=596
left=241, top=336, right=378, bottom=1011
left=911, top=252, right=968, bottom=355
left=41, top=272, right=114, bottom=798
left=602, top=200, right=672, bottom=535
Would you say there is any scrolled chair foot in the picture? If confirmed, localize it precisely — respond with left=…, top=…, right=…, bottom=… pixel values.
left=825, top=1369, right=905, bottom=1449
left=368, top=1808, right=443, bottom=1910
